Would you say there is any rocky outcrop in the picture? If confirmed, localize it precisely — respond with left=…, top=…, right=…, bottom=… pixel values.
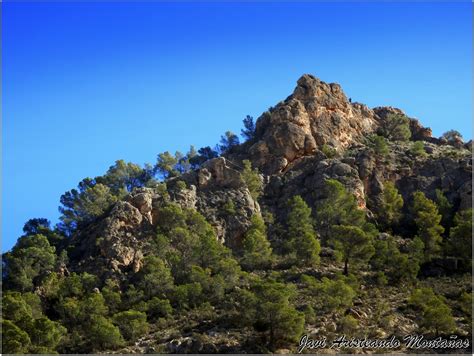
left=196, top=186, right=260, bottom=249
left=247, top=74, right=379, bottom=174
left=68, top=157, right=262, bottom=278
left=177, top=157, right=261, bottom=248
left=67, top=73, right=471, bottom=282
left=373, top=106, right=435, bottom=142
left=68, top=200, right=150, bottom=278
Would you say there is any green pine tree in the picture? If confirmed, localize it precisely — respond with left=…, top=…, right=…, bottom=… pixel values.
left=241, top=159, right=263, bottom=200
left=380, top=113, right=411, bottom=141
left=241, top=215, right=273, bottom=270
left=329, top=225, right=375, bottom=275
left=287, top=196, right=320, bottom=266
left=378, top=181, right=404, bottom=228
left=446, top=209, right=472, bottom=266
left=254, top=281, right=305, bottom=350
left=411, top=191, right=445, bottom=261
left=315, top=179, right=366, bottom=245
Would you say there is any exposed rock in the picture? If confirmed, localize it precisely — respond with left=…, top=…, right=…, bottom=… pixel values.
left=68, top=201, right=148, bottom=278
left=128, top=188, right=153, bottom=222
left=200, top=157, right=243, bottom=189
left=65, top=73, right=470, bottom=291
left=169, top=184, right=198, bottom=210
left=248, top=74, right=378, bottom=174
left=54, top=74, right=471, bottom=354
left=196, top=186, right=260, bottom=249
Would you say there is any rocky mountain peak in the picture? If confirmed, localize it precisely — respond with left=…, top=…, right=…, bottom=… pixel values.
left=247, top=74, right=378, bottom=174
left=292, top=74, right=350, bottom=109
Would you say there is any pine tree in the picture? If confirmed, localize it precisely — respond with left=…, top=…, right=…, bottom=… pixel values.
left=434, top=189, right=453, bottom=230
left=59, top=181, right=118, bottom=233
left=241, top=215, right=273, bottom=270
left=240, top=160, right=262, bottom=200
left=371, top=135, right=389, bottom=156
left=380, top=113, right=411, bottom=141
left=3, top=235, right=57, bottom=292
left=409, top=288, right=456, bottom=336
left=371, top=235, right=422, bottom=283
left=329, top=225, right=374, bottom=275
left=446, top=209, right=472, bottom=265
left=410, top=141, right=427, bottom=157
left=112, top=310, right=149, bottom=342
left=88, top=315, right=124, bottom=350
left=254, top=281, right=305, bottom=350
left=241, top=115, right=256, bottom=140
left=219, top=131, right=240, bottom=153
left=99, top=159, right=148, bottom=193
left=315, top=179, right=366, bottom=244
left=441, top=130, right=463, bottom=145
left=155, top=151, right=180, bottom=179
left=411, top=191, right=444, bottom=261
left=287, top=196, right=320, bottom=266
left=1, top=319, right=31, bottom=354
left=302, top=275, right=356, bottom=312
left=378, top=181, right=404, bottom=228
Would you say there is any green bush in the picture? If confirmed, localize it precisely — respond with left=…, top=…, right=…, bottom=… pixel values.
left=1, top=319, right=31, bottom=354
left=223, top=199, right=236, bottom=215
left=147, top=297, right=173, bottom=320
left=459, top=292, right=472, bottom=323
left=113, top=310, right=149, bottom=342
left=88, top=315, right=124, bottom=350
left=241, top=160, right=262, bottom=200
left=175, top=180, right=187, bottom=191
left=338, top=315, right=359, bottom=336
left=301, top=275, right=356, bottom=313
left=321, top=144, right=337, bottom=158
left=410, top=141, right=427, bottom=157
left=371, top=135, right=389, bottom=156
left=409, top=288, right=456, bottom=335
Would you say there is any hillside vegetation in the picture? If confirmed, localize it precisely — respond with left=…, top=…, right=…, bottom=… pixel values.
left=2, top=75, right=472, bottom=354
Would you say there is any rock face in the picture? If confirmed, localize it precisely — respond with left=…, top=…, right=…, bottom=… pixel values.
left=247, top=74, right=379, bottom=174
left=178, top=157, right=261, bottom=249
left=67, top=73, right=471, bottom=281
left=68, top=200, right=150, bottom=278
left=69, top=158, right=261, bottom=278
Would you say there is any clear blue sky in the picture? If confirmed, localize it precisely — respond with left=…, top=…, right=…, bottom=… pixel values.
left=2, top=2, right=472, bottom=251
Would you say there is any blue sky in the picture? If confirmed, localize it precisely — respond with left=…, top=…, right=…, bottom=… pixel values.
left=2, top=2, right=472, bottom=251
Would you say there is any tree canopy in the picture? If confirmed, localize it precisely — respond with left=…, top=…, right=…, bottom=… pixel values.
left=287, top=196, right=320, bottom=266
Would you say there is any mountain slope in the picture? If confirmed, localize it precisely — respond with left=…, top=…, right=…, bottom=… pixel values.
left=2, top=74, right=472, bottom=354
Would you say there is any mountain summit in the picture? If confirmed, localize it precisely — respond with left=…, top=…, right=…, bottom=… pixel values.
left=66, top=74, right=471, bottom=279
left=247, top=74, right=378, bottom=174
left=2, top=74, right=472, bottom=354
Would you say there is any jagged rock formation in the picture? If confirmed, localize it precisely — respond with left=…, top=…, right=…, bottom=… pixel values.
left=67, top=74, right=471, bottom=279
left=246, top=74, right=379, bottom=174
left=6, top=74, right=471, bottom=355
left=68, top=158, right=262, bottom=278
